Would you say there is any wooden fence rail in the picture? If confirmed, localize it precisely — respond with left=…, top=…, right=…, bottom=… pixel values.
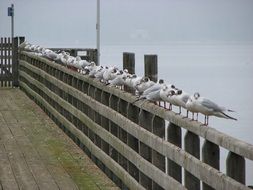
left=18, top=51, right=253, bottom=190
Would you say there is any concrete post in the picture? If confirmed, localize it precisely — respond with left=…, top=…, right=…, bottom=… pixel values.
left=184, top=131, right=200, bottom=190
left=202, top=140, right=220, bottom=190
left=167, top=122, right=182, bottom=183
left=226, top=152, right=245, bottom=184
left=144, top=54, right=158, bottom=82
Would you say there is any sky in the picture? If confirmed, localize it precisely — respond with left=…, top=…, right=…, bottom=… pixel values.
left=0, top=0, right=253, bottom=47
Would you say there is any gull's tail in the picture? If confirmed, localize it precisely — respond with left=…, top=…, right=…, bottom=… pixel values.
left=221, top=112, right=237, bottom=121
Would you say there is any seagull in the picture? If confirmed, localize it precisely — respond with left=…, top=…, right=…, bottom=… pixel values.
left=103, top=66, right=118, bottom=84
left=124, top=74, right=142, bottom=90
left=135, top=77, right=155, bottom=95
left=42, top=49, right=58, bottom=60
left=186, top=92, right=237, bottom=125
left=19, top=41, right=29, bottom=49
left=133, top=79, right=164, bottom=104
left=108, top=69, right=129, bottom=89
left=170, top=89, right=190, bottom=115
left=159, top=83, right=176, bottom=109
left=95, top=66, right=107, bottom=81
left=89, top=64, right=103, bottom=78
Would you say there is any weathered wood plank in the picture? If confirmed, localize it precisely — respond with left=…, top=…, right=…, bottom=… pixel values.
left=0, top=88, right=118, bottom=190
left=0, top=123, right=39, bottom=190
left=0, top=144, right=19, bottom=190
left=1, top=110, right=18, bottom=124
left=7, top=123, right=59, bottom=190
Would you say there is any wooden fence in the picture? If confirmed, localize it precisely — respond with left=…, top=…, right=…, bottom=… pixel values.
left=18, top=51, right=253, bottom=190
left=0, top=37, right=24, bottom=87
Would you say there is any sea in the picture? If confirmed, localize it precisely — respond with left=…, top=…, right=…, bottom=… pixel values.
left=55, top=42, right=253, bottom=185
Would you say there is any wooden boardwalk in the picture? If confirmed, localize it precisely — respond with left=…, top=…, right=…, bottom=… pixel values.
left=0, top=88, right=119, bottom=190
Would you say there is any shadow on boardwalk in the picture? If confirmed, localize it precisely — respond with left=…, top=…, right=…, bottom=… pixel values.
left=0, top=88, right=119, bottom=190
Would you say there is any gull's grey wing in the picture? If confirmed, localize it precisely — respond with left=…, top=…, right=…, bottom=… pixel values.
left=143, top=84, right=160, bottom=95
left=201, top=98, right=223, bottom=112
left=181, top=94, right=190, bottom=104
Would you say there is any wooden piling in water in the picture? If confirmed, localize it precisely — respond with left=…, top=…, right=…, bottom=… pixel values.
left=123, top=52, right=135, bottom=93
left=144, top=54, right=158, bottom=82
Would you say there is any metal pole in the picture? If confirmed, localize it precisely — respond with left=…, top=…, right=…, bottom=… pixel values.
left=96, top=0, right=100, bottom=65
left=11, top=4, right=14, bottom=40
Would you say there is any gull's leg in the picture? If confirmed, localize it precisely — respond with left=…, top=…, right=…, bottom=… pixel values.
left=183, top=109, right=189, bottom=119
left=196, top=113, right=199, bottom=121
left=176, top=106, right=181, bottom=115
left=169, top=103, right=172, bottom=111
left=191, top=112, right=194, bottom=121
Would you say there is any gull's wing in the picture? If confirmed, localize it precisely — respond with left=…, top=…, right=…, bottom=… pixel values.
left=200, top=98, right=223, bottom=112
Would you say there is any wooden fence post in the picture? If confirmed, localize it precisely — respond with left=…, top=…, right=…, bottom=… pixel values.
left=167, top=122, right=182, bottom=183
left=12, top=37, right=19, bottom=87
left=184, top=131, right=200, bottom=190
left=144, top=54, right=157, bottom=82
left=226, top=152, right=245, bottom=184
left=202, top=140, right=220, bottom=190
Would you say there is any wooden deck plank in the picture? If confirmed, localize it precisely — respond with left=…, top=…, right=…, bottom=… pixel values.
left=1, top=110, right=18, bottom=124
left=0, top=123, right=39, bottom=190
left=0, top=88, right=118, bottom=190
left=0, top=144, right=19, bottom=190
left=7, top=123, right=60, bottom=190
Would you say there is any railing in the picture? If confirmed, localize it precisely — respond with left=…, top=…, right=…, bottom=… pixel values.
left=18, top=51, right=253, bottom=190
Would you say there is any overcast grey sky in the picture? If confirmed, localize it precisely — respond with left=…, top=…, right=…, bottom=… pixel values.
left=0, top=0, right=253, bottom=47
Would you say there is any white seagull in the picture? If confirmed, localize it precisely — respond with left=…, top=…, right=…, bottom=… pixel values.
left=186, top=92, right=237, bottom=125
left=135, top=77, right=155, bottom=94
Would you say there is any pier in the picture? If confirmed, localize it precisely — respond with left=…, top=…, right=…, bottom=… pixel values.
left=1, top=36, right=253, bottom=190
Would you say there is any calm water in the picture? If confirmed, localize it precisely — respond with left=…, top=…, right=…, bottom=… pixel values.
left=100, top=43, right=253, bottom=185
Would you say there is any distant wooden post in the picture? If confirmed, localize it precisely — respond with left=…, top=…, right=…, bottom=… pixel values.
left=123, top=52, right=135, bottom=74
left=202, top=140, right=220, bottom=190
left=226, top=151, right=245, bottom=184
left=144, top=54, right=157, bottom=82
left=12, top=37, right=19, bottom=87
left=123, top=52, right=135, bottom=93
left=19, top=36, right=25, bottom=44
